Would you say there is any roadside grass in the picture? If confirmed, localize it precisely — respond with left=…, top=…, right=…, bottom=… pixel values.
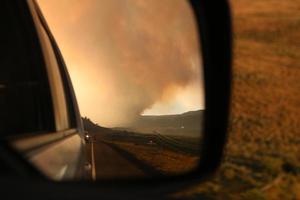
left=109, top=141, right=199, bottom=175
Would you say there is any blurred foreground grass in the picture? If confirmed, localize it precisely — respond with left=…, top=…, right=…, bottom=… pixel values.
left=174, top=0, right=300, bottom=199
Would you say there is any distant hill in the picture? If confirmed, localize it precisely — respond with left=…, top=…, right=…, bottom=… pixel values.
left=130, top=110, right=204, bottom=129
left=82, top=110, right=204, bottom=137
left=124, top=110, right=204, bottom=137
left=81, top=117, right=114, bottom=135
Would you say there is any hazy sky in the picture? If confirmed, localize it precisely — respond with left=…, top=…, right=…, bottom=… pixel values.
left=37, top=0, right=204, bottom=127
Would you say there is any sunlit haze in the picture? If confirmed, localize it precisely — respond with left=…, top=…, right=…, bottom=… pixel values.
left=38, top=0, right=204, bottom=127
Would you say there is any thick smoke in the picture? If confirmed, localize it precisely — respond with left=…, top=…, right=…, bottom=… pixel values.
left=38, top=0, right=203, bottom=127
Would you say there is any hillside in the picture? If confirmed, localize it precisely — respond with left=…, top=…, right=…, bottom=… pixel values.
left=125, top=110, right=204, bottom=137
left=131, top=110, right=203, bottom=129
left=82, top=110, right=204, bottom=138
left=82, top=117, right=114, bottom=135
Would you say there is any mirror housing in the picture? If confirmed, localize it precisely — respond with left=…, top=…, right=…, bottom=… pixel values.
left=0, top=0, right=232, bottom=198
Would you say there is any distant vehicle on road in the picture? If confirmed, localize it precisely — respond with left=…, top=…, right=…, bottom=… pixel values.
left=84, top=131, right=91, bottom=143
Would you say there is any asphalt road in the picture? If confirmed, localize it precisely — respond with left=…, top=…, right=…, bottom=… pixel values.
left=88, top=134, right=161, bottom=180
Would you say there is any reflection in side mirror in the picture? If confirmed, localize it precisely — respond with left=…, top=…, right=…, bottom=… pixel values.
left=34, top=0, right=205, bottom=180
left=84, top=131, right=90, bottom=143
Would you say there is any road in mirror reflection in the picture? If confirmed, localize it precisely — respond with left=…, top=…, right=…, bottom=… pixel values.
left=38, top=0, right=205, bottom=180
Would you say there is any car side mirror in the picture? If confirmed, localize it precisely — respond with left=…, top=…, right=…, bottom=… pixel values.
left=1, top=0, right=232, bottom=197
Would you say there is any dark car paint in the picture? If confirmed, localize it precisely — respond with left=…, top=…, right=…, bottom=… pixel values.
left=0, top=0, right=87, bottom=180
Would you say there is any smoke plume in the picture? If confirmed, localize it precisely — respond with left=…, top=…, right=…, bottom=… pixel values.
left=38, top=0, right=204, bottom=127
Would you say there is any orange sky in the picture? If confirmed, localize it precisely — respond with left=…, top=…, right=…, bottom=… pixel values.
left=37, top=0, right=204, bottom=127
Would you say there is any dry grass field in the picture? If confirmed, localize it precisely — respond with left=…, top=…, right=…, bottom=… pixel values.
left=83, top=117, right=201, bottom=176
left=110, top=141, right=199, bottom=175
left=174, top=0, right=300, bottom=199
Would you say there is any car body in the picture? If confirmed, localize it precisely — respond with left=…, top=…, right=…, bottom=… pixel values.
left=1, top=0, right=88, bottom=181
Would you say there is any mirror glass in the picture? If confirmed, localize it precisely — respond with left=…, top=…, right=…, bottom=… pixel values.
left=37, top=0, right=204, bottom=180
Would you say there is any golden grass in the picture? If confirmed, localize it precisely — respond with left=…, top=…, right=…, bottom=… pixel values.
left=111, top=141, right=199, bottom=175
